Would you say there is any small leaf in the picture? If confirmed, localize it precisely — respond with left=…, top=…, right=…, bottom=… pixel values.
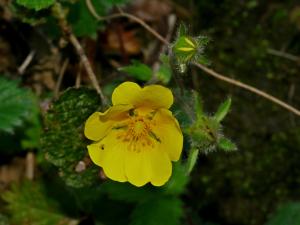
left=185, top=148, right=200, bottom=174
left=177, top=23, right=188, bottom=37
left=156, top=54, right=172, bottom=84
left=119, top=60, right=152, bottom=81
left=214, top=98, right=232, bottom=122
left=16, top=0, right=55, bottom=10
left=218, top=137, right=237, bottom=152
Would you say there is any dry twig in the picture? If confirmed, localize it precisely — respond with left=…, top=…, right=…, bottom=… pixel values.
left=54, top=58, right=69, bottom=98
left=53, top=3, right=107, bottom=105
left=267, top=48, right=300, bottom=63
left=85, top=0, right=300, bottom=117
left=25, top=152, right=35, bottom=180
left=18, top=50, right=35, bottom=75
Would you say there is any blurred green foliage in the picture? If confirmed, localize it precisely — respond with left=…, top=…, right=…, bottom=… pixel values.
left=266, top=202, right=300, bottom=225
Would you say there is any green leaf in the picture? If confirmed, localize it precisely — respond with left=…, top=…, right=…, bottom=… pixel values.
left=163, top=162, right=189, bottom=195
left=177, top=23, right=187, bottom=37
left=101, top=181, right=157, bottom=203
left=119, top=60, right=152, bottom=81
left=2, top=181, right=79, bottom=225
left=218, top=137, right=237, bottom=152
left=68, top=0, right=129, bottom=37
left=0, top=77, right=37, bottom=133
left=185, top=147, right=200, bottom=174
left=16, top=0, right=55, bottom=10
left=130, top=197, right=183, bottom=225
left=214, top=98, right=232, bottom=122
left=41, top=87, right=101, bottom=188
left=266, top=202, right=300, bottom=225
left=156, top=54, right=172, bottom=84
left=68, top=0, right=99, bottom=37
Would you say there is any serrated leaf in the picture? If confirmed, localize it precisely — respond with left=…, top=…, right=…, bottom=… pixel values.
left=16, top=0, right=55, bottom=10
left=218, top=137, right=237, bottom=152
left=119, top=60, right=152, bottom=81
left=214, top=98, right=232, bottom=122
left=2, top=181, right=79, bottom=225
left=185, top=147, right=200, bottom=174
left=41, top=87, right=101, bottom=188
left=266, top=202, right=300, bottom=225
left=130, top=197, right=183, bottom=225
left=0, top=77, right=36, bottom=133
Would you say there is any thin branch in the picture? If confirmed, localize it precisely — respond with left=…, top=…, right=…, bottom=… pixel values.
left=75, top=61, right=82, bottom=88
left=267, top=48, right=300, bottom=62
left=86, top=0, right=300, bottom=117
left=25, top=152, right=35, bottom=180
left=54, top=58, right=69, bottom=98
left=86, top=0, right=168, bottom=45
left=68, top=34, right=107, bottom=105
left=53, top=2, right=108, bottom=105
left=193, top=62, right=300, bottom=116
left=18, top=50, right=35, bottom=75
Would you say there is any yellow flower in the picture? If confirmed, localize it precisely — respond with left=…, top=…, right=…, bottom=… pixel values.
left=84, top=82, right=183, bottom=187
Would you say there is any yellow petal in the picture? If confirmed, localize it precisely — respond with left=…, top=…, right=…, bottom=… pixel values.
left=112, top=82, right=173, bottom=109
left=124, top=144, right=172, bottom=187
left=177, top=47, right=195, bottom=52
left=112, top=82, right=141, bottom=106
left=84, top=105, right=132, bottom=141
left=147, top=147, right=172, bottom=186
left=88, top=132, right=127, bottom=182
left=124, top=149, right=151, bottom=187
left=99, top=104, right=133, bottom=121
left=84, top=112, right=112, bottom=141
left=152, top=109, right=183, bottom=161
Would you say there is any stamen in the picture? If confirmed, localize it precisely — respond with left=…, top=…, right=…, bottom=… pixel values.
left=115, top=110, right=161, bottom=152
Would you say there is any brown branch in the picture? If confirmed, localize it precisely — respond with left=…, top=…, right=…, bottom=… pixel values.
left=68, top=34, right=107, bottom=105
left=85, top=0, right=300, bottom=117
left=75, top=61, right=82, bottom=88
left=25, top=152, right=35, bottom=180
left=54, top=58, right=69, bottom=98
left=267, top=48, right=300, bottom=63
left=18, top=50, right=35, bottom=75
left=193, top=62, right=300, bottom=116
left=52, top=2, right=108, bottom=105
left=86, top=0, right=168, bottom=45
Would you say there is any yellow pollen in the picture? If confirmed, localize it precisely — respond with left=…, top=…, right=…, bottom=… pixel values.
left=134, top=120, right=145, bottom=134
left=114, top=113, right=161, bottom=152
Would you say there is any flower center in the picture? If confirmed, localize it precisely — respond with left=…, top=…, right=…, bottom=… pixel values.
left=133, top=120, right=145, bottom=135
left=114, top=110, right=160, bottom=152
